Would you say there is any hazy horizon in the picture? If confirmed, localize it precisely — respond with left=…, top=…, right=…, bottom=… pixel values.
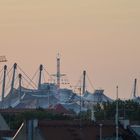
left=0, top=0, right=140, bottom=99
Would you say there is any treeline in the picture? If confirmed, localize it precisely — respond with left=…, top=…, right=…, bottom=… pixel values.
left=2, top=100, right=140, bottom=129
left=80, top=100, right=140, bottom=121
left=2, top=109, right=72, bottom=129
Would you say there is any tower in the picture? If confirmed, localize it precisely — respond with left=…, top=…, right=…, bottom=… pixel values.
left=57, top=54, right=61, bottom=89
left=52, top=54, right=65, bottom=89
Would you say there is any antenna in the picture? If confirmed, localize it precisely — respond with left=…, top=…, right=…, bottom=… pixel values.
left=52, top=53, right=66, bottom=89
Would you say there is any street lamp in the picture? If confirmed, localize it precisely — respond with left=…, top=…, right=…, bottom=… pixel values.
left=99, top=123, right=103, bottom=140
left=116, top=86, right=119, bottom=140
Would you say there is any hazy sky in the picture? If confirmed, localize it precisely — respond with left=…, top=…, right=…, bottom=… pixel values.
left=0, top=0, right=140, bottom=99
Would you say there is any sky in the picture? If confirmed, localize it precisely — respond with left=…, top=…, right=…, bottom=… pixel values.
left=0, top=0, right=140, bottom=99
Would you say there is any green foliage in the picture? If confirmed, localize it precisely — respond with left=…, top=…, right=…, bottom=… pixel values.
left=2, top=100, right=140, bottom=129
left=78, top=110, right=91, bottom=120
left=78, top=100, right=140, bottom=121
left=2, top=109, right=72, bottom=129
left=93, top=100, right=140, bottom=121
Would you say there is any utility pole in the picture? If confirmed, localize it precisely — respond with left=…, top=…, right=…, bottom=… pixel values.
left=99, top=124, right=103, bottom=140
left=116, top=86, right=119, bottom=140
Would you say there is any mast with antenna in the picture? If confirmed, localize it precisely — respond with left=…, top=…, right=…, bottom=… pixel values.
left=52, top=53, right=66, bottom=89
